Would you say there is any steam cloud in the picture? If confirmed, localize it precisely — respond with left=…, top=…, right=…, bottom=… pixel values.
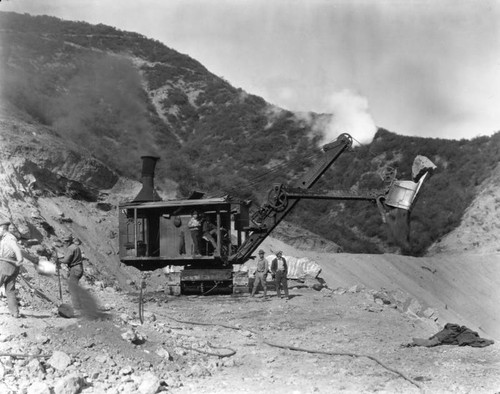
left=320, top=89, right=377, bottom=146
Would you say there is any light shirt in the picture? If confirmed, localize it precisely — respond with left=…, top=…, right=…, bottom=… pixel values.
left=188, top=217, right=201, bottom=230
left=0, top=233, right=18, bottom=260
left=276, top=257, right=285, bottom=271
left=256, top=257, right=268, bottom=273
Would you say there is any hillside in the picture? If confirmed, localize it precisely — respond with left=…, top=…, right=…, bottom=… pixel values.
left=427, top=162, right=500, bottom=255
left=1, top=11, right=499, bottom=256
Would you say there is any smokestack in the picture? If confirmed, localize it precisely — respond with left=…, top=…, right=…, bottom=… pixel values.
left=133, top=156, right=161, bottom=202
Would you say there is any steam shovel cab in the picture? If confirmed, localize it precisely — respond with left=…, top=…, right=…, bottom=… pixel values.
left=118, top=157, right=251, bottom=295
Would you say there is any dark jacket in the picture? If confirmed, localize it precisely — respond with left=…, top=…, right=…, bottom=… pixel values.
left=271, top=257, right=287, bottom=276
left=61, top=244, right=83, bottom=268
left=202, top=219, right=216, bottom=234
left=412, top=323, right=495, bottom=348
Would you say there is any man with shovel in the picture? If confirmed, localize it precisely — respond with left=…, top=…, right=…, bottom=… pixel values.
left=0, top=219, right=24, bottom=318
left=60, top=234, right=84, bottom=311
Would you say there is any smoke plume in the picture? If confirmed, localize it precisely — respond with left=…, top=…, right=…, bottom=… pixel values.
left=319, top=89, right=377, bottom=146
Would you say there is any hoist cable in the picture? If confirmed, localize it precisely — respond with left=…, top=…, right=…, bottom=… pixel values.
left=206, top=145, right=330, bottom=199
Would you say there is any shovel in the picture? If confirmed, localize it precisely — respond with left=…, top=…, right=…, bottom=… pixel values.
left=0, top=256, right=75, bottom=318
left=51, top=248, right=63, bottom=301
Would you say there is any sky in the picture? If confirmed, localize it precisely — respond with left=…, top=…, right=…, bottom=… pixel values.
left=1, top=0, right=500, bottom=143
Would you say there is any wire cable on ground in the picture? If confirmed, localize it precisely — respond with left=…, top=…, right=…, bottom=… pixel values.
left=262, top=340, right=421, bottom=390
left=155, top=313, right=422, bottom=390
left=0, top=353, right=51, bottom=359
left=178, top=343, right=236, bottom=358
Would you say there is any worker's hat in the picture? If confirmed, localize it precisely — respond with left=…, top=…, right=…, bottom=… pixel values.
left=276, top=250, right=283, bottom=255
left=258, top=249, right=265, bottom=254
left=62, top=234, right=73, bottom=243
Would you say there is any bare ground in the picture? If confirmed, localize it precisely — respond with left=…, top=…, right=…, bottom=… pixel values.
left=1, top=245, right=499, bottom=393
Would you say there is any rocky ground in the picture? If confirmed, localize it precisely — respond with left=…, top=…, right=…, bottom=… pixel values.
left=1, top=254, right=499, bottom=394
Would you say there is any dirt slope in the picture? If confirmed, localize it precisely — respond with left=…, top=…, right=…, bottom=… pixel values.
left=261, top=237, right=500, bottom=342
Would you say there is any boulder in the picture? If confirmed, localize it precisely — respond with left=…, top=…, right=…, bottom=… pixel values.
left=119, top=365, right=134, bottom=375
left=138, top=372, right=161, bottom=394
left=348, top=284, right=364, bottom=293
left=373, top=290, right=393, bottom=304
left=95, top=354, right=112, bottom=364
left=53, top=373, right=84, bottom=394
left=155, top=347, right=172, bottom=360
left=48, top=351, right=71, bottom=371
left=121, top=329, right=146, bottom=345
left=405, top=298, right=423, bottom=316
left=286, top=256, right=322, bottom=279
left=27, top=381, right=52, bottom=394
left=423, top=307, right=439, bottom=321
left=58, top=303, right=75, bottom=318
left=27, top=358, right=46, bottom=375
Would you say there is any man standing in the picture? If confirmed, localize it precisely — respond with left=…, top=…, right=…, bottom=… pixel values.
left=0, top=219, right=23, bottom=318
left=60, top=235, right=83, bottom=310
left=251, top=249, right=269, bottom=298
left=271, top=251, right=289, bottom=299
left=201, top=214, right=219, bottom=255
left=188, top=211, right=202, bottom=256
